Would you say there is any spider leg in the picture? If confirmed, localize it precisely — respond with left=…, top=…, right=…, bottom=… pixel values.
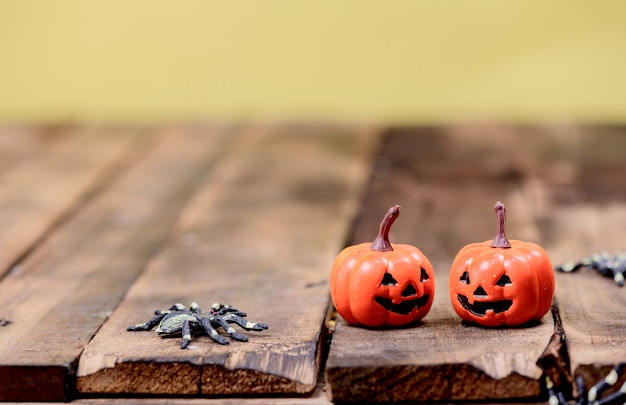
left=588, top=362, right=626, bottom=403
left=575, top=375, right=587, bottom=405
left=545, top=376, right=568, bottom=405
left=557, top=261, right=586, bottom=273
left=127, top=311, right=168, bottom=331
left=559, top=252, right=626, bottom=287
left=152, top=303, right=186, bottom=316
left=210, top=315, right=249, bottom=342
left=181, top=319, right=192, bottom=349
left=223, top=313, right=269, bottom=331
left=211, top=303, right=246, bottom=317
left=611, top=259, right=626, bottom=287
left=594, top=255, right=617, bottom=278
left=198, top=316, right=228, bottom=345
left=609, top=268, right=625, bottom=287
left=596, top=380, right=626, bottom=405
left=589, top=252, right=626, bottom=286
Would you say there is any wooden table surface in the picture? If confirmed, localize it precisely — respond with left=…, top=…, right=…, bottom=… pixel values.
left=0, top=122, right=623, bottom=404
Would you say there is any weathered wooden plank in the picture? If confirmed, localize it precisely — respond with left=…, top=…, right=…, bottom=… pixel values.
left=0, top=124, right=230, bottom=401
left=70, top=395, right=333, bottom=405
left=67, top=397, right=547, bottom=405
left=0, top=124, right=148, bottom=278
left=76, top=123, right=380, bottom=397
left=328, top=287, right=553, bottom=403
left=550, top=271, right=626, bottom=398
left=327, top=126, right=570, bottom=403
left=534, top=128, right=626, bottom=398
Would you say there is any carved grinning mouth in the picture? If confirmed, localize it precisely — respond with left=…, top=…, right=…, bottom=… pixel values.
left=374, top=295, right=430, bottom=315
left=457, top=294, right=513, bottom=317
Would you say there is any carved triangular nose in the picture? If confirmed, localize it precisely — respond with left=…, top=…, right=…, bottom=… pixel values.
left=473, top=286, right=487, bottom=297
left=402, top=284, right=417, bottom=297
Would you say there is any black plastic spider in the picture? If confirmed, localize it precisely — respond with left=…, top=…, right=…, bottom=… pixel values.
left=127, top=302, right=268, bottom=348
left=557, top=252, right=626, bottom=287
left=546, top=363, right=626, bottom=405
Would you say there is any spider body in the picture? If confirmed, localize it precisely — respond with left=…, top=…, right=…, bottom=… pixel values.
left=557, top=252, right=626, bottom=287
left=127, top=302, right=268, bottom=348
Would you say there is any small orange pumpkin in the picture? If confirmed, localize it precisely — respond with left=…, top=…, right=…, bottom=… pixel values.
left=448, top=201, right=555, bottom=327
left=330, top=205, right=435, bottom=327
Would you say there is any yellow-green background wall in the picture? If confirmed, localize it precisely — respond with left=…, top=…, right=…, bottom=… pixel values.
left=2, top=1, right=626, bottom=124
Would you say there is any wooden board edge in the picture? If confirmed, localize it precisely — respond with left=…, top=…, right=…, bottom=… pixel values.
left=536, top=302, right=573, bottom=396
left=325, top=363, right=542, bottom=403
left=0, top=364, right=73, bottom=401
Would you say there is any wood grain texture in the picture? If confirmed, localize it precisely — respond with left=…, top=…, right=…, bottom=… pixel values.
left=326, top=125, right=614, bottom=403
left=327, top=275, right=553, bottom=403
left=76, top=123, right=380, bottom=397
left=553, top=271, right=626, bottom=397
left=0, top=125, right=147, bottom=278
left=538, top=130, right=626, bottom=397
left=0, top=124, right=230, bottom=401
left=1, top=123, right=622, bottom=404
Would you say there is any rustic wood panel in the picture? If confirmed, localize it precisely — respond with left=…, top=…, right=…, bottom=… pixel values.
left=76, top=124, right=380, bottom=397
left=0, top=123, right=622, bottom=404
left=69, top=398, right=546, bottom=405
left=534, top=130, right=626, bottom=399
left=327, top=124, right=626, bottom=403
left=0, top=124, right=230, bottom=401
left=0, top=124, right=149, bottom=278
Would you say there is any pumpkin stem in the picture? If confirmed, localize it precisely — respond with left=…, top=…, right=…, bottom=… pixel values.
left=370, top=205, right=400, bottom=252
left=490, top=201, right=512, bottom=248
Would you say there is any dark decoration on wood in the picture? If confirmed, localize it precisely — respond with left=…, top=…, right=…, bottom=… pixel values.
left=127, top=302, right=268, bottom=348
left=546, top=362, right=626, bottom=405
left=557, top=252, right=626, bottom=287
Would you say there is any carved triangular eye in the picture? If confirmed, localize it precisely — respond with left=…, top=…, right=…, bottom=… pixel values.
left=420, top=267, right=429, bottom=282
left=381, top=272, right=398, bottom=286
left=460, top=271, right=470, bottom=284
left=496, top=274, right=512, bottom=286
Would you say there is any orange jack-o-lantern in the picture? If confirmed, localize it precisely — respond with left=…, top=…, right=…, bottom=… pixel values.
left=449, top=201, right=555, bottom=327
left=330, top=205, right=435, bottom=327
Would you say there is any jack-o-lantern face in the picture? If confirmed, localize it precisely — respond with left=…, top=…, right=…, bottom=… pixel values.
left=448, top=202, right=555, bottom=327
left=374, top=268, right=431, bottom=315
left=332, top=244, right=436, bottom=327
left=449, top=248, right=549, bottom=326
left=456, top=270, right=514, bottom=317
left=330, top=206, right=436, bottom=327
